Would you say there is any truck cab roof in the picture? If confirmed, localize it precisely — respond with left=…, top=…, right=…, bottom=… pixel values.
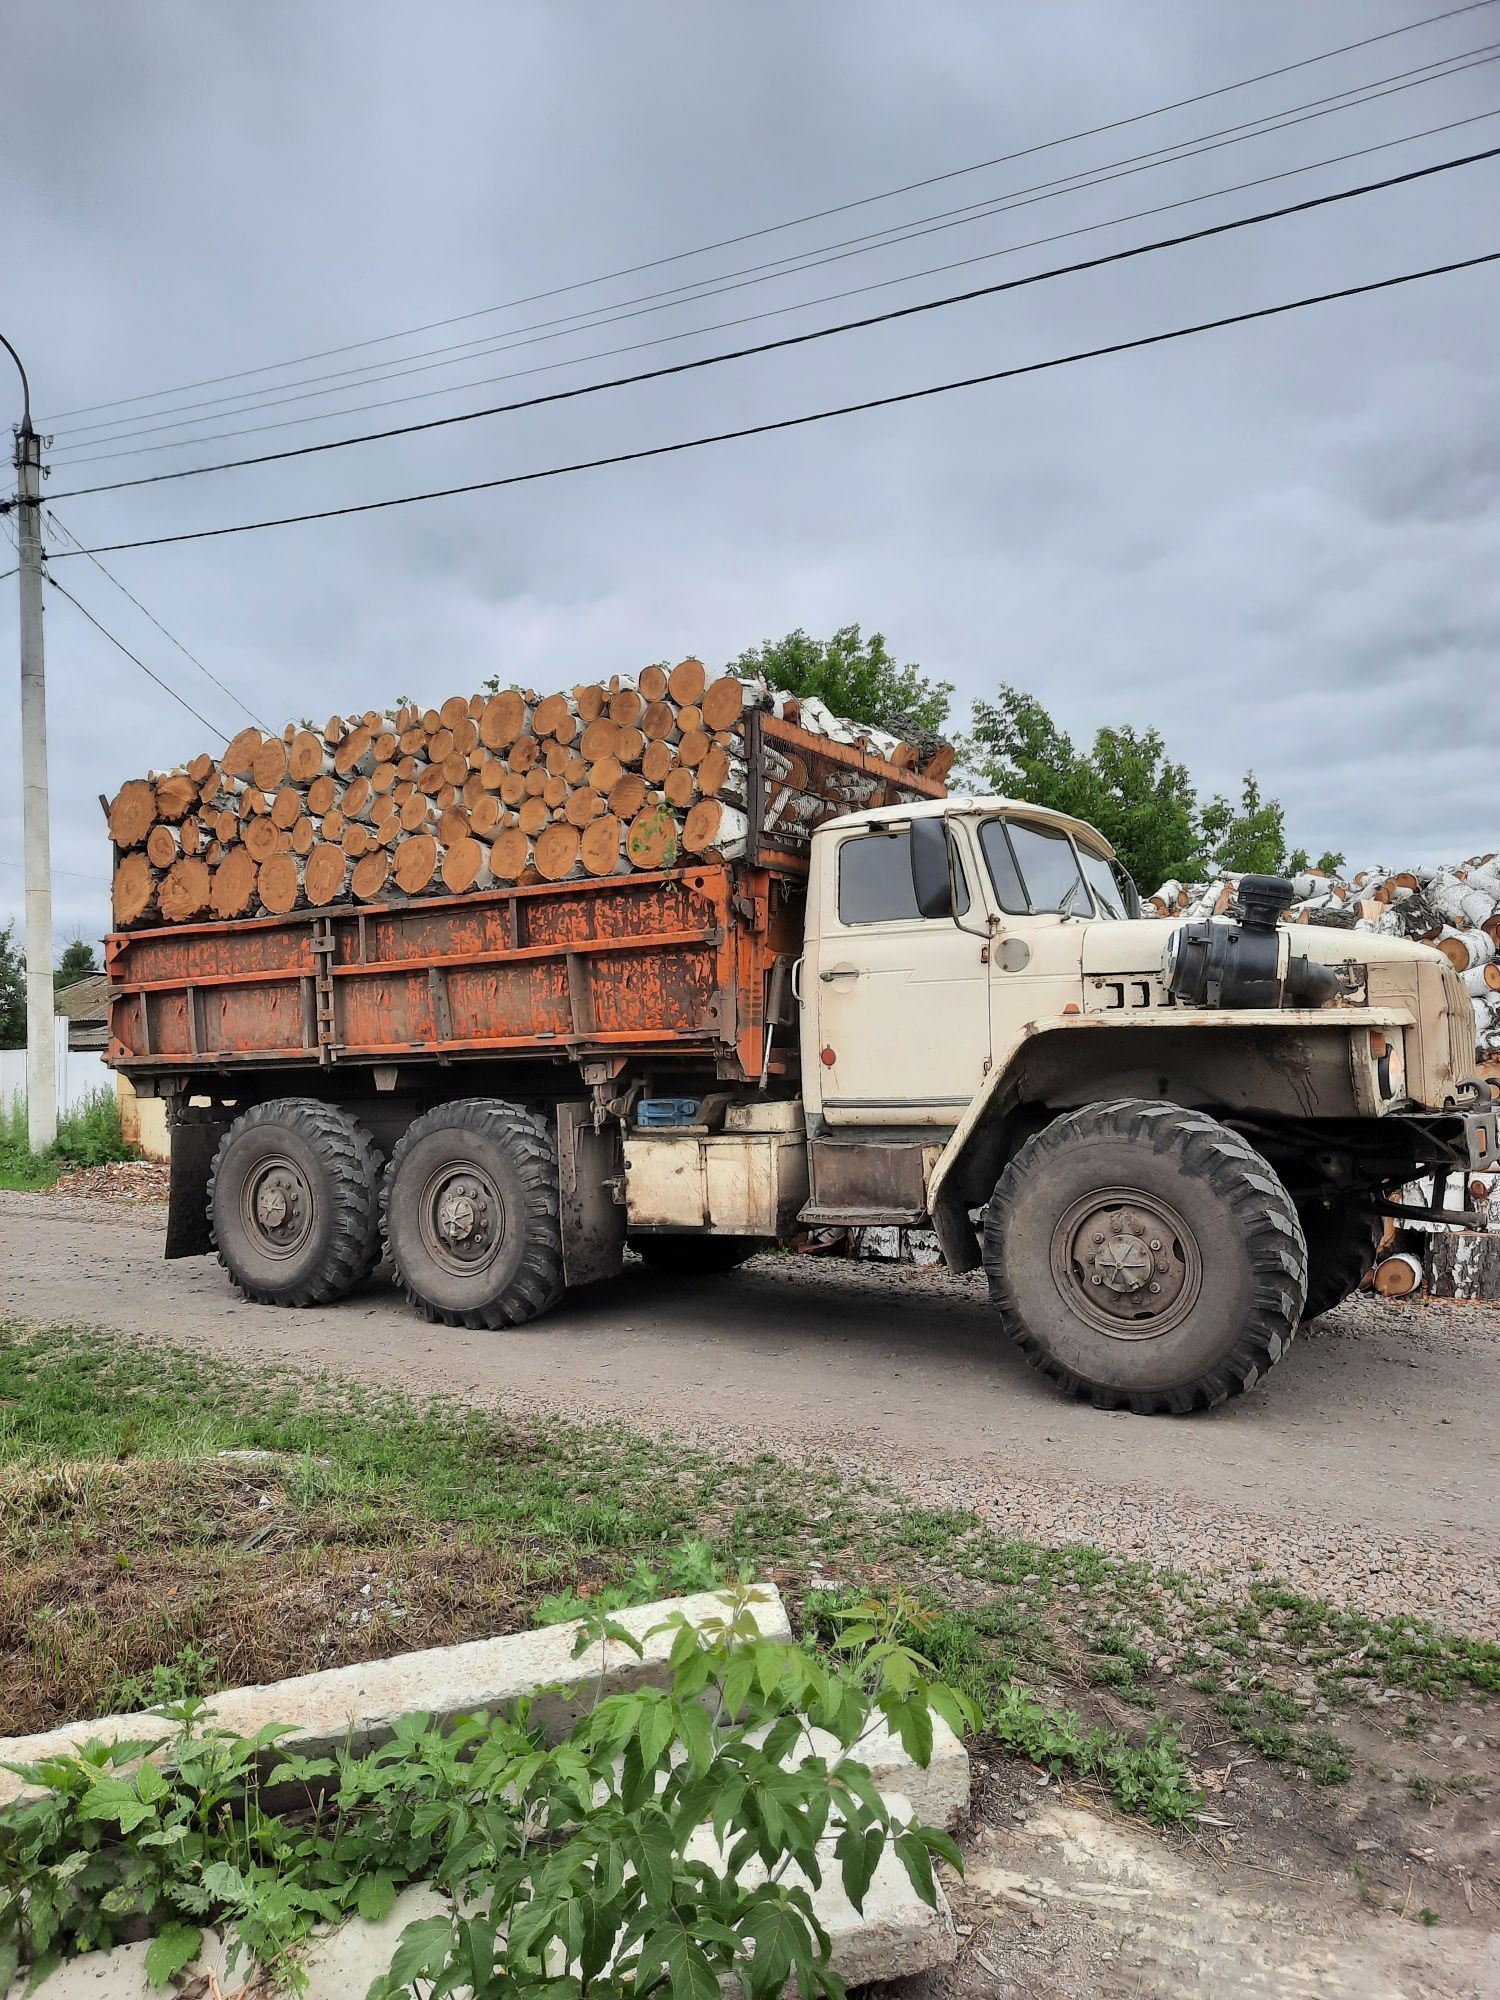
left=831, top=794, right=1120, bottom=861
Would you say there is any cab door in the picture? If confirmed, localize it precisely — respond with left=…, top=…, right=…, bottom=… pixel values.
left=808, top=822, right=990, bottom=1128
left=976, top=814, right=1098, bottom=1072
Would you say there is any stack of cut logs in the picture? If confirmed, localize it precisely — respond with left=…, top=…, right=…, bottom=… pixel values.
left=1367, top=1168, right=1499, bottom=1306
left=1147, top=852, right=1500, bottom=1061
left=108, top=660, right=953, bottom=930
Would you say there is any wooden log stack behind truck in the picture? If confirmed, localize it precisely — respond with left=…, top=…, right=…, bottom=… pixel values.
left=106, top=675, right=1497, bottom=1415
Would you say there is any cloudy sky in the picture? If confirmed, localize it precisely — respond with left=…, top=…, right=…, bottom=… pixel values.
left=2, top=0, right=1497, bottom=954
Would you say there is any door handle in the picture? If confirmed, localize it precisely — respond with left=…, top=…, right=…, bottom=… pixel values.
left=819, top=964, right=861, bottom=982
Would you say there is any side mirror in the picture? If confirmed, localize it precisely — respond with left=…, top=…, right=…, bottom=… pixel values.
left=909, top=818, right=954, bottom=919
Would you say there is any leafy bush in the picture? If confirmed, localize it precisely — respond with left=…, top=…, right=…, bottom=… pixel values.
left=53, top=1089, right=133, bottom=1169
left=0, top=1583, right=976, bottom=1994
left=0, top=1087, right=134, bottom=1190
left=810, top=1590, right=1200, bottom=1828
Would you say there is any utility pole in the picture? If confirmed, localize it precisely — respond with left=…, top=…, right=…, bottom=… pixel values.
left=3, top=334, right=55, bottom=1150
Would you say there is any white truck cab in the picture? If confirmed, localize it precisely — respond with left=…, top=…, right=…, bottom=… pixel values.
left=791, top=796, right=1493, bottom=1412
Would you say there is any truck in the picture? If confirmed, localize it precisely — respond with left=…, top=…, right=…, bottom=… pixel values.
left=106, top=709, right=1497, bottom=1414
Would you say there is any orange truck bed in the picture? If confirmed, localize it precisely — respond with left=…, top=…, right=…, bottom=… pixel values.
left=104, top=712, right=946, bottom=1087
left=106, top=862, right=807, bottom=1084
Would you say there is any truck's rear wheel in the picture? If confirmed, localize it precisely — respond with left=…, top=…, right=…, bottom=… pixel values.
left=208, top=1099, right=382, bottom=1307
left=1298, top=1194, right=1383, bottom=1320
left=983, top=1100, right=1307, bottom=1414
left=630, top=1235, right=761, bottom=1276
left=382, top=1099, right=564, bottom=1329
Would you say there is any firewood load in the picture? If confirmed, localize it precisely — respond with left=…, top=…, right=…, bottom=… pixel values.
left=1145, top=852, right=1500, bottom=1062
left=107, top=662, right=952, bottom=930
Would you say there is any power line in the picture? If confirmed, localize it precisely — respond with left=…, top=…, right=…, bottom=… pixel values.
left=0, top=856, right=106, bottom=884
left=45, top=576, right=232, bottom=741
left=46, top=510, right=272, bottom=729
left=48, top=141, right=1500, bottom=504
left=52, top=92, right=1485, bottom=477
left=52, top=43, right=1500, bottom=454
left=37, top=0, right=1500, bottom=427
left=47, top=248, right=1499, bottom=560
left=0, top=566, right=16, bottom=586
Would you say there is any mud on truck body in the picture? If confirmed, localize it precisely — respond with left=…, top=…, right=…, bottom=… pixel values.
left=106, top=713, right=1497, bottom=1414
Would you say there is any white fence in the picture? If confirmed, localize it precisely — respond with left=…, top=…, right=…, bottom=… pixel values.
left=0, top=1016, right=110, bottom=1121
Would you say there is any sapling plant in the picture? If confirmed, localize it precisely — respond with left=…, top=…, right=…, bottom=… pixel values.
left=1, top=1582, right=976, bottom=1996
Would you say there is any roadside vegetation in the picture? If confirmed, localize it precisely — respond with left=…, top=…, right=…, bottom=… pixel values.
left=2, top=1583, right=971, bottom=1993
left=0, top=1089, right=135, bottom=1192
left=4, top=1322, right=1494, bottom=1844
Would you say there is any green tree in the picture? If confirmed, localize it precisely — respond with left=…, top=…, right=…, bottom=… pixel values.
left=54, top=936, right=100, bottom=991
left=728, top=624, right=953, bottom=749
left=0, top=921, right=25, bottom=1050
left=962, top=685, right=1318, bottom=890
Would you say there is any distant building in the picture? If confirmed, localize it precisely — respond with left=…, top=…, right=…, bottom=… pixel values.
left=55, top=973, right=111, bottom=1053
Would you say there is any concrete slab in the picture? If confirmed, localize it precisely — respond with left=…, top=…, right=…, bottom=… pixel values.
left=0, top=1586, right=791, bottom=1810
left=2, top=1588, right=968, bottom=1997
left=944, top=1801, right=1500, bottom=2000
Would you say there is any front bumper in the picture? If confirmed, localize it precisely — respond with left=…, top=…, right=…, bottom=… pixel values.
left=1398, top=1089, right=1498, bottom=1174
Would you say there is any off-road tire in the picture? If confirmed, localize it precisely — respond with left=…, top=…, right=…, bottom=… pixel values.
left=630, top=1235, right=761, bottom=1276
left=208, top=1099, right=382, bottom=1307
left=381, top=1099, right=564, bottom=1330
left=1298, top=1194, right=1383, bottom=1321
left=983, top=1099, right=1307, bottom=1414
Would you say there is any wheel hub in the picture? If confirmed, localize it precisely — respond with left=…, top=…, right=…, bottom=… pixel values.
left=242, top=1157, right=314, bottom=1260
left=1050, top=1188, right=1201, bottom=1340
left=421, top=1166, right=505, bottom=1274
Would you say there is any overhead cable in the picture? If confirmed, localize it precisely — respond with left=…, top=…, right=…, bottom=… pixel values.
left=46, top=249, right=1499, bottom=559
left=36, top=0, right=1500, bottom=425
left=45, top=576, right=232, bottom=740
left=47, top=142, right=1500, bottom=502
left=47, top=510, right=273, bottom=729
left=48, top=36, right=1500, bottom=451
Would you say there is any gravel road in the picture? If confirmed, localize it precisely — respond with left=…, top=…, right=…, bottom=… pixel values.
left=4, top=1189, right=1496, bottom=1634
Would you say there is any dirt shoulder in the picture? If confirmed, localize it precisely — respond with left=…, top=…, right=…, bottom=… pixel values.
left=3, top=1234, right=1497, bottom=1999
left=2, top=1187, right=1495, bottom=1637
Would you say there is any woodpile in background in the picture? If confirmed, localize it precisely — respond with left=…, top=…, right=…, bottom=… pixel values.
left=107, top=662, right=952, bottom=930
left=1369, top=1170, right=1500, bottom=1306
left=1146, top=852, right=1500, bottom=1062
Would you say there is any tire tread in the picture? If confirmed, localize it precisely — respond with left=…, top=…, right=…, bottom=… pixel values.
left=380, top=1098, right=564, bottom=1331
left=208, top=1098, right=382, bottom=1307
left=983, top=1098, right=1307, bottom=1414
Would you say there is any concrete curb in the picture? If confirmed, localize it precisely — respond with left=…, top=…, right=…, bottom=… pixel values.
left=2, top=1588, right=969, bottom=1997
left=0, top=1586, right=789, bottom=1810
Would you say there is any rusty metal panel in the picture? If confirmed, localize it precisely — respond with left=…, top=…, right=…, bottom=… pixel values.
left=106, top=865, right=803, bottom=1079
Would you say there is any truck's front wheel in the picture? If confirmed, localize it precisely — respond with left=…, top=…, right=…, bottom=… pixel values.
left=208, top=1099, right=382, bottom=1307
left=983, top=1100, right=1307, bottom=1414
left=382, top=1099, right=564, bottom=1329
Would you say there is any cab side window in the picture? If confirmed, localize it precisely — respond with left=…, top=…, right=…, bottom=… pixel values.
left=837, top=828, right=969, bottom=924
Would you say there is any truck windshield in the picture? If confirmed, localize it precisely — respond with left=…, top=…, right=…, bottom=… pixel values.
left=1077, top=846, right=1132, bottom=919
left=980, top=818, right=1129, bottom=919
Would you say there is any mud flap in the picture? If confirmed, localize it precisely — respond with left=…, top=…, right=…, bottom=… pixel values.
left=557, top=1101, right=626, bottom=1286
left=165, top=1118, right=226, bottom=1259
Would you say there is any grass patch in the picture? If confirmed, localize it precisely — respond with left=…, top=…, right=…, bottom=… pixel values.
left=2, top=1321, right=1495, bottom=1820
left=0, top=1089, right=135, bottom=1192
